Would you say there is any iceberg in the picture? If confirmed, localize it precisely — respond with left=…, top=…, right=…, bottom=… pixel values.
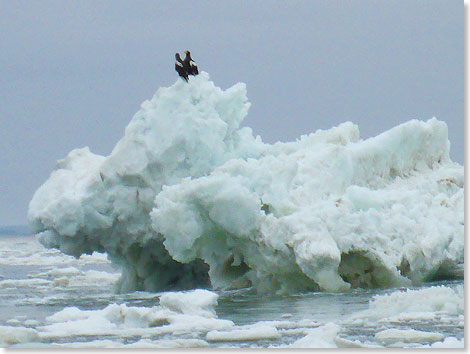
left=28, top=72, right=464, bottom=293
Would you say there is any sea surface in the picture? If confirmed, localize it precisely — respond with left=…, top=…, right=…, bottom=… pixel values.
left=0, top=234, right=464, bottom=348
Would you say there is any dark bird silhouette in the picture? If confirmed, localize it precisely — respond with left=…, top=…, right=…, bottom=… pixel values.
left=175, top=53, right=189, bottom=82
left=183, top=50, right=199, bottom=76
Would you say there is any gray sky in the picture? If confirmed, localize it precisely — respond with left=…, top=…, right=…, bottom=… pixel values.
left=0, top=0, right=463, bottom=226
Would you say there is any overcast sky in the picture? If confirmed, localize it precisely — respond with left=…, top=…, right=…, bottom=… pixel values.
left=0, top=0, right=463, bottom=226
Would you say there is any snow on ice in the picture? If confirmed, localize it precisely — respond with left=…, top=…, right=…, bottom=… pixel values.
left=28, top=72, right=464, bottom=293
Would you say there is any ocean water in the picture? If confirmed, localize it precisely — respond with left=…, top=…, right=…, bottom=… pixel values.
left=0, top=234, right=463, bottom=348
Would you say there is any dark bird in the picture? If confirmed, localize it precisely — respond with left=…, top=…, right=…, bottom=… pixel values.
left=183, top=50, right=199, bottom=76
left=175, top=53, right=189, bottom=82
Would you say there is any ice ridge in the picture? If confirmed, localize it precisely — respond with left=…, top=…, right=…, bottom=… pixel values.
left=28, top=72, right=464, bottom=293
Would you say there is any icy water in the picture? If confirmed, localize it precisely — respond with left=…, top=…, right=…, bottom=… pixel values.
left=0, top=234, right=464, bottom=348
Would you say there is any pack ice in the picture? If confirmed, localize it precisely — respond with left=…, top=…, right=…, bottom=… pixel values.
left=28, top=72, right=464, bottom=293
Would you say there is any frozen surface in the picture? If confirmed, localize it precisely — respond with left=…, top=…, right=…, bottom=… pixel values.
left=28, top=73, right=463, bottom=293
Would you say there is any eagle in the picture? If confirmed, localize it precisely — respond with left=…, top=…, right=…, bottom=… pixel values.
left=183, top=50, right=199, bottom=76
left=175, top=53, right=188, bottom=82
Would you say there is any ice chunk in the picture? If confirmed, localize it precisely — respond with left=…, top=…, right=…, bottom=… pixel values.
left=344, top=284, right=464, bottom=348
left=290, top=322, right=341, bottom=348
left=352, top=284, right=463, bottom=323
left=206, top=324, right=280, bottom=342
left=153, top=119, right=463, bottom=292
left=53, top=338, right=209, bottom=348
left=29, top=73, right=260, bottom=292
left=426, top=337, right=464, bottom=348
left=159, top=289, right=218, bottom=318
left=126, top=338, right=210, bottom=348
left=0, top=326, right=39, bottom=346
left=375, top=328, right=444, bottom=345
left=29, top=73, right=464, bottom=293
left=40, top=289, right=232, bottom=339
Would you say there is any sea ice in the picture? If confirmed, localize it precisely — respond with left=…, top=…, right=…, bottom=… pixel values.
left=206, top=324, right=280, bottom=342
left=375, top=328, right=444, bottom=345
left=39, top=289, right=233, bottom=339
left=52, top=338, right=210, bottom=348
left=290, top=322, right=341, bottom=348
left=342, top=284, right=464, bottom=348
left=426, top=337, right=464, bottom=348
left=351, top=284, right=464, bottom=323
left=159, top=289, right=218, bottom=317
left=28, top=73, right=464, bottom=293
left=0, top=326, right=39, bottom=345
